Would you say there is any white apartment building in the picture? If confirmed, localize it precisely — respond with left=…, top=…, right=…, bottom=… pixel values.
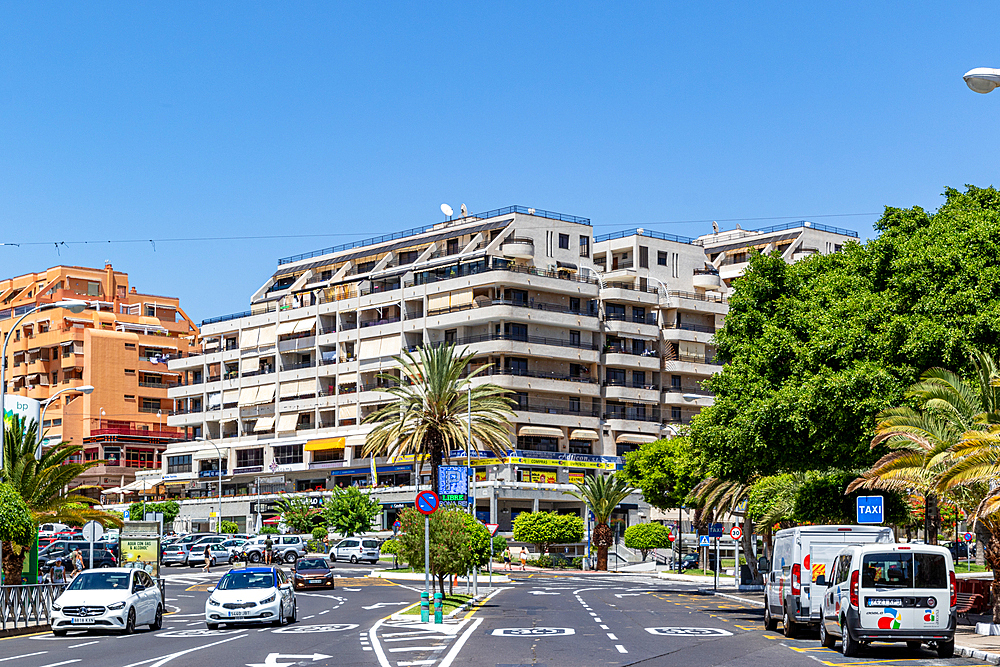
left=145, top=208, right=857, bottom=536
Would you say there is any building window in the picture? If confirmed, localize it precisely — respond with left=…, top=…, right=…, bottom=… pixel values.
left=671, top=375, right=682, bottom=389
left=672, top=253, right=679, bottom=278
left=145, top=305, right=156, bottom=317
left=141, top=398, right=159, bottom=412
left=558, top=234, right=569, bottom=250
left=167, top=455, right=192, bottom=474
left=508, top=289, right=528, bottom=306
left=569, top=330, right=580, bottom=347
left=569, top=440, right=591, bottom=455
left=514, top=392, right=528, bottom=410
left=125, top=342, right=136, bottom=349
left=124, top=368, right=135, bottom=375
left=606, top=304, right=626, bottom=321
left=579, top=236, right=590, bottom=258
left=444, top=329, right=457, bottom=344
left=506, top=358, right=528, bottom=375
left=639, top=246, right=649, bottom=268
left=505, top=323, right=528, bottom=342
left=87, top=281, right=100, bottom=296
left=569, top=396, right=580, bottom=413
left=447, top=239, right=459, bottom=255
left=236, top=448, right=264, bottom=469
left=606, top=368, right=626, bottom=386
left=313, top=449, right=344, bottom=463
left=273, top=444, right=303, bottom=465
left=124, top=394, right=136, bottom=401
left=517, top=436, right=558, bottom=452
left=569, top=297, right=580, bottom=313
left=632, top=307, right=646, bottom=324
left=658, top=251, right=667, bottom=266
left=51, top=371, right=58, bottom=384
left=671, top=406, right=682, bottom=421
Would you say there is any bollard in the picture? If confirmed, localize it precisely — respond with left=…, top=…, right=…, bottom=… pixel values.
left=420, top=591, right=429, bottom=623
left=433, top=592, right=443, bottom=624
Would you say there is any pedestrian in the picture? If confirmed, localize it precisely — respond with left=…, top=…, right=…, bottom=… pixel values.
left=503, top=548, right=512, bottom=571
left=202, top=544, right=213, bottom=572
left=519, top=547, right=528, bottom=571
left=52, top=558, right=66, bottom=585
left=264, top=535, right=273, bottom=565
left=72, top=547, right=84, bottom=576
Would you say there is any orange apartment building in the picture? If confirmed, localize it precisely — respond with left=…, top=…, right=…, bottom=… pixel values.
left=0, top=263, right=199, bottom=497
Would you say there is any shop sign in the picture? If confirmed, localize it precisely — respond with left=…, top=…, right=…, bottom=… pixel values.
left=330, top=464, right=411, bottom=477
left=233, top=466, right=264, bottom=475
left=381, top=502, right=413, bottom=509
left=199, top=470, right=221, bottom=478
left=509, top=449, right=620, bottom=470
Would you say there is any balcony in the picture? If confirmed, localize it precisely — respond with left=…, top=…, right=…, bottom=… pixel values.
left=282, top=360, right=316, bottom=371
left=481, top=367, right=598, bottom=384
left=692, top=267, right=722, bottom=290
left=428, top=298, right=595, bottom=319
left=500, top=237, right=534, bottom=259
left=663, top=322, right=716, bottom=334
left=416, top=332, right=599, bottom=352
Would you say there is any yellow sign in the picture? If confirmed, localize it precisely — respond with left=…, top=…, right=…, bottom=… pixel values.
left=507, top=455, right=616, bottom=470
left=569, top=471, right=585, bottom=484
left=529, top=470, right=558, bottom=484
left=812, top=562, right=826, bottom=582
left=120, top=537, right=160, bottom=577
left=209, top=512, right=217, bottom=518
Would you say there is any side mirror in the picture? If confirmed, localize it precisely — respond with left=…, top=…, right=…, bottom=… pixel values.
left=207, top=586, right=216, bottom=593
left=815, top=575, right=826, bottom=587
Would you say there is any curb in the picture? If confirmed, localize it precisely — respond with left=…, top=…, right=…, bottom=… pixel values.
left=705, top=589, right=997, bottom=662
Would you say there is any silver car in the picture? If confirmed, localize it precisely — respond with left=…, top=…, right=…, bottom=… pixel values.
left=187, top=542, right=234, bottom=567
left=330, top=537, right=380, bottom=564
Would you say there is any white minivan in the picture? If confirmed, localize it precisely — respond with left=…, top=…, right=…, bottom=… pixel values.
left=818, top=543, right=956, bottom=658
left=764, top=525, right=893, bottom=636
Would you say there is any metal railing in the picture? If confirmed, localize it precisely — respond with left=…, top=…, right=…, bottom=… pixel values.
left=415, top=332, right=599, bottom=351
left=594, top=228, right=697, bottom=245
left=663, top=322, right=716, bottom=334
left=0, top=583, right=66, bottom=632
left=481, top=367, right=598, bottom=384
left=428, top=298, right=596, bottom=318
left=404, top=260, right=599, bottom=288
left=665, top=290, right=726, bottom=304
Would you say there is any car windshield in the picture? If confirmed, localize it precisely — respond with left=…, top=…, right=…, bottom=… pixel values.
left=67, top=571, right=131, bottom=590
left=861, top=552, right=948, bottom=589
left=297, top=559, right=328, bottom=570
left=217, top=571, right=275, bottom=590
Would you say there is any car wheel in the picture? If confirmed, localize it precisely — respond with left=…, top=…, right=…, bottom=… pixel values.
left=272, top=605, right=285, bottom=627
left=288, top=602, right=297, bottom=624
left=284, top=552, right=297, bottom=564
left=841, top=621, right=860, bottom=657
left=763, top=603, right=777, bottom=631
left=206, top=622, right=219, bottom=631
left=124, top=607, right=136, bottom=635
left=329, top=555, right=337, bottom=563
left=150, top=605, right=163, bottom=631
left=820, top=621, right=836, bottom=649
left=53, top=629, right=67, bottom=637
left=350, top=555, right=358, bottom=564
left=782, top=609, right=797, bottom=638
left=937, top=639, right=955, bottom=658
left=249, top=552, right=261, bottom=563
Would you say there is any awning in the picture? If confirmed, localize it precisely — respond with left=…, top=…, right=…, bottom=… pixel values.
left=257, top=327, right=276, bottom=346
left=557, top=261, right=578, bottom=271
left=338, top=372, right=358, bottom=385
left=240, top=328, right=260, bottom=348
left=193, top=449, right=224, bottom=461
left=223, top=389, right=239, bottom=404
left=163, top=480, right=190, bottom=486
left=276, top=413, right=299, bottom=433
left=254, top=416, right=275, bottom=432
left=615, top=433, right=659, bottom=445
left=240, top=357, right=258, bottom=374
left=518, top=426, right=564, bottom=438
left=569, top=429, right=600, bottom=440
left=292, top=320, right=315, bottom=334
left=279, top=382, right=299, bottom=399
left=276, top=321, right=297, bottom=336
left=304, top=437, right=346, bottom=452
left=345, top=434, right=367, bottom=448
left=339, top=404, right=358, bottom=420
left=238, top=387, right=259, bottom=404
left=141, top=368, right=180, bottom=376
left=253, top=384, right=276, bottom=405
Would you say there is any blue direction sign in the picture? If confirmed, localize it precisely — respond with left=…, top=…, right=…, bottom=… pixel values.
left=438, top=466, right=469, bottom=503
left=856, top=495, right=884, bottom=524
left=699, top=535, right=711, bottom=547
left=708, top=523, right=724, bottom=538
left=415, top=490, right=440, bottom=515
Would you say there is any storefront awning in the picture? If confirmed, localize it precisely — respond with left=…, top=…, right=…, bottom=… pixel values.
left=615, top=433, right=659, bottom=445
left=304, top=437, right=346, bottom=452
left=518, top=426, right=564, bottom=438
left=569, top=429, right=600, bottom=440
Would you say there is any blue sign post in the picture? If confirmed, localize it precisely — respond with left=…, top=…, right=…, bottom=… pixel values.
left=699, top=535, right=711, bottom=547
left=856, top=495, right=884, bottom=524
left=437, top=466, right=469, bottom=503
left=708, top=523, right=724, bottom=538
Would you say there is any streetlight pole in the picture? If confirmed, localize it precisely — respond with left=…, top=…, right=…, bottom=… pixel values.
left=196, top=437, right=224, bottom=533
left=37, top=385, right=94, bottom=460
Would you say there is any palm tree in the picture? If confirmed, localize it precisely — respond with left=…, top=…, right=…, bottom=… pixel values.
left=3, top=416, right=122, bottom=583
left=363, top=345, right=515, bottom=495
left=564, top=474, right=634, bottom=571
left=689, top=477, right=758, bottom=581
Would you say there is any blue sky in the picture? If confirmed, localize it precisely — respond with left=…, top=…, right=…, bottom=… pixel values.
left=1, top=3, right=997, bottom=321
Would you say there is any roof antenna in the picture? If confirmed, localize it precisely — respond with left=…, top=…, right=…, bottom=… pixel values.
left=440, top=203, right=453, bottom=220
left=460, top=203, right=468, bottom=217
left=712, top=221, right=719, bottom=233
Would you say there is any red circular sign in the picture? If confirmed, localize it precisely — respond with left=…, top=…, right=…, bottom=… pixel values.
left=415, top=490, right=440, bottom=515
left=730, top=526, right=743, bottom=541
left=668, top=533, right=676, bottom=542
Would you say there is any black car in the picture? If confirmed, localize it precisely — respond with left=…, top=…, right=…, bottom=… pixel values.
left=39, top=544, right=117, bottom=572
left=943, top=540, right=976, bottom=559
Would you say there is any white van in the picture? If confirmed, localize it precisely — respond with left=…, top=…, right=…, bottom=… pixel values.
left=764, top=525, right=893, bottom=636
left=819, top=543, right=955, bottom=658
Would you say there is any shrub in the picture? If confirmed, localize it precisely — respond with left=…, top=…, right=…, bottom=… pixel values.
left=571, top=556, right=584, bottom=569
left=311, top=526, right=328, bottom=542
left=219, top=520, right=239, bottom=534
left=260, top=526, right=279, bottom=535
left=534, top=554, right=552, bottom=568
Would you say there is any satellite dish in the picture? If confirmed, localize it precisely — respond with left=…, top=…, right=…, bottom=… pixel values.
left=440, top=204, right=454, bottom=217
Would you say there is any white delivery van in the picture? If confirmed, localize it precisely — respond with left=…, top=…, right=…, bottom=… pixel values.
left=764, top=525, right=893, bottom=636
left=819, top=543, right=955, bottom=658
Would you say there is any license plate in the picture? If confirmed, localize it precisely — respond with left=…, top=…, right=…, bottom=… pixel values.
left=71, top=618, right=96, bottom=624
left=228, top=610, right=250, bottom=617
left=866, top=598, right=902, bottom=606
left=309, top=580, right=321, bottom=584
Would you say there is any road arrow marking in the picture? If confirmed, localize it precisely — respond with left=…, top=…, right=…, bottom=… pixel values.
left=362, top=601, right=410, bottom=610
left=529, top=591, right=560, bottom=595
left=246, top=653, right=332, bottom=667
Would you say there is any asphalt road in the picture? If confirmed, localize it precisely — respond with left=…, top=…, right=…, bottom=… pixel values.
left=1, top=566, right=991, bottom=667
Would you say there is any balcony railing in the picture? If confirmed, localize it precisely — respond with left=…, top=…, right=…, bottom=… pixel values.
left=282, top=360, right=316, bottom=371
left=138, top=406, right=166, bottom=414
left=603, top=345, right=658, bottom=357
left=603, top=410, right=661, bottom=423
left=594, top=228, right=696, bottom=244
left=603, top=281, right=660, bottom=295
left=693, top=267, right=720, bottom=276
left=664, top=385, right=714, bottom=396
left=428, top=298, right=596, bottom=318
left=89, top=427, right=184, bottom=440
left=603, top=379, right=659, bottom=390
left=404, top=259, right=599, bottom=288
left=663, top=322, right=717, bottom=334
left=413, top=332, right=599, bottom=352
left=480, top=367, right=598, bottom=384
left=665, top=353, right=721, bottom=366
left=360, top=316, right=401, bottom=328
left=514, top=403, right=601, bottom=417
left=665, top=290, right=726, bottom=304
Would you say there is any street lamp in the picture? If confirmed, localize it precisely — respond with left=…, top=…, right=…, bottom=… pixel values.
left=37, top=385, right=94, bottom=460
left=964, top=67, right=1000, bottom=94
left=196, top=437, right=224, bottom=533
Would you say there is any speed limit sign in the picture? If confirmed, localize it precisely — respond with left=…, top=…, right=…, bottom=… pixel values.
left=730, top=526, right=742, bottom=541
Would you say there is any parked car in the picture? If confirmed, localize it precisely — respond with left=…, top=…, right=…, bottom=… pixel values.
left=818, top=543, right=956, bottom=658
left=330, top=537, right=380, bottom=564
left=38, top=522, right=70, bottom=539
left=162, top=543, right=193, bottom=567
left=219, top=539, right=249, bottom=559
left=205, top=566, right=297, bottom=629
left=39, top=542, right=117, bottom=572
left=291, top=558, right=335, bottom=590
left=764, top=525, right=894, bottom=637
left=242, top=535, right=305, bottom=564
left=942, top=541, right=976, bottom=560
left=50, top=568, right=162, bottom=635
left=187, top=542, right=234, bottom=568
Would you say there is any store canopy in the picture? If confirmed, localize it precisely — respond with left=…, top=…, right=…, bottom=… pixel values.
left=257, top=326, right=276, bottom=346
left=304, top=437, right=346, bottom=452
left=615, top=433, right=658, bottom=445
left=569, top=429, right=600, bottom=440
left=518, top=425, right=564, bottom=438
left=239, top=328, right=260, bottom=348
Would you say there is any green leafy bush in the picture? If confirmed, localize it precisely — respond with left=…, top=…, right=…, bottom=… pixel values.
left=219, top=520, right=239, bottom=534
left=512, top=511, right=584, bottom=554
left=623, top=523, right=672, bottom=561
left=260, top=526, right=279, bottom=535
left=311, top=526, right=328, bottom=542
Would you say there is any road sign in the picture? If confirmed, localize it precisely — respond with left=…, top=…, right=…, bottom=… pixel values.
left=82, top=520, right=103, bottom=542
left=699, top=536, right=710, bottom=547
left=668, top=533, right=676, bottom=542
left=415, top=490, right=440, bottom=515
left=437, top=466, right=469, bottom=503
left=392, top=520, right=402, bottom=535
left=730, top=526, right=743, bottom=541
left=856, top=495, right=884, bottom=524
left=964, top=532, right=974, bottom=542
left=485, top=523, right=500, bottom=536
left=708, top=523, right=723, bottom=538
left=123, top=509, right=130, bottom=521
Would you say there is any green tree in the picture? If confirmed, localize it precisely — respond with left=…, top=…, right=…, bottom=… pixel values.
left=564, top=475, right=634, bottom=571
left=396, top=508, right=468, bottom=596
left=511, top=511, right=584, bottom=556
left=381, top=538, right=400, bottom=568
left=259, top=525, right=278, bottom=535
left=794, top=471, right=909, bottom=525
left=3, top=417, right=121, bottom=581
left=0, top=482, right=36, bottom=585
left=460, top=513, right=495, bottom=570
left=220, top=520, right=239, bottom=534
left=623, top=523, right=671, bottom=561
left=322, top=487, right=381, bottom=537
left=691, top=186, right=1000, bottom=482
left=620, top=437, right=701, bottom=511
left=127, top=500, right=180, bottom=526
left=275, top=496, right=322, bottom=533
left=363, top=345, right=515, bottom=494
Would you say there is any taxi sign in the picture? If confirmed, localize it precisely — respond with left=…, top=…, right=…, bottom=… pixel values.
left=730, top=526, right=743, bottom=541
left=415, top=490, right=440, bottom=515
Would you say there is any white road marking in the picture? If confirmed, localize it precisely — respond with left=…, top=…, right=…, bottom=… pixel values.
left=600, top=625, right=609, bottom=630
left=594, top=618, right=602, bottom=622
left=396, top=662, right=436, bottom=666
left=388, top=647, right=447, bottom=653
left=607, top=633, right=618, bottom=640
left=589, top=613, right=596, bottom=616
left=0, top=652, right=48, bottom=663
left=303, top=615, right=314, bottom=619
left=438, top=618, right=483, bottom=667
left=318, top=610, right=329, bottom=615
left=121, top=633, right=247, bottom=667
left=384, top=636, right=453, bottom=643
left=615, top=645, right=628, bottom=654
left=38, top=661, right=80, bottom=667
left=382, top=631, right=437, bottom=638
left=68, top=642, right=99, bottom=648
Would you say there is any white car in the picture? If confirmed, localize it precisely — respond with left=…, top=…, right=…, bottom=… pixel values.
left=51, top=568, right=162, bottom=635
left=187, top=542, right=235, bottom=567
left=205, top=566, right=297, bottom=629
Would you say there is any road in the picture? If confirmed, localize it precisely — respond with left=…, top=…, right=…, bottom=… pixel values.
left=0, top=566, right=991, bottom=667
